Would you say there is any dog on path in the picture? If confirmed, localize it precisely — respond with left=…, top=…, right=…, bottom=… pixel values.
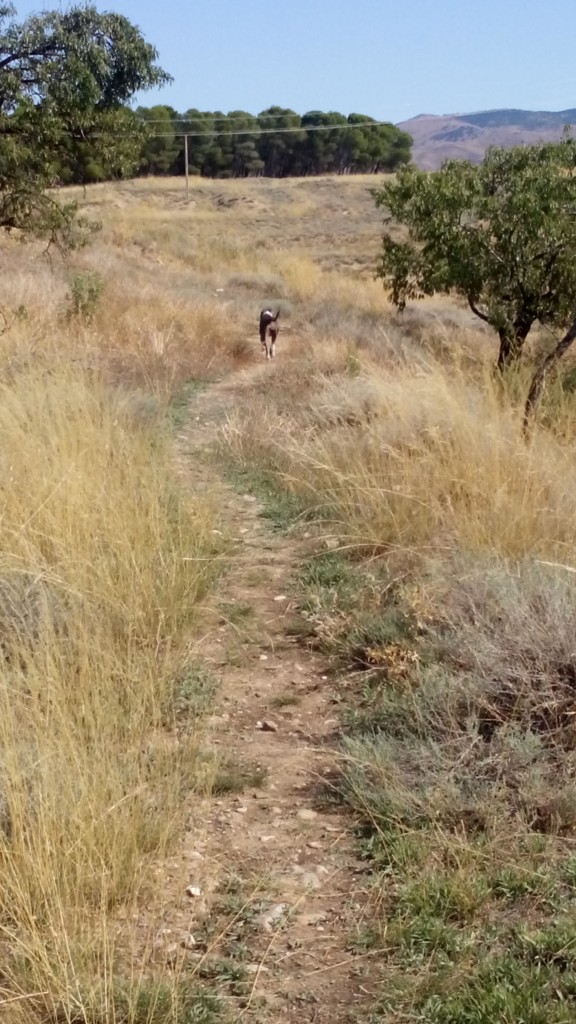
left=259, top=308, right=280, bottom=359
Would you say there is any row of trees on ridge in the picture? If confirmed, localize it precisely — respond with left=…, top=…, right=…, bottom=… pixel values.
left=136, top=106, right=413, bottom=180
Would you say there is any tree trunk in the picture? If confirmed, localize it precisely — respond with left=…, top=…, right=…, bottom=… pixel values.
left=497, top=317, right=533, bottom=371
left=523, top=310, right=576, bottom=434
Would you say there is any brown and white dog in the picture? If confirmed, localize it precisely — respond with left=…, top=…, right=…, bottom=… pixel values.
left=259, top=308, right=280, bottom=359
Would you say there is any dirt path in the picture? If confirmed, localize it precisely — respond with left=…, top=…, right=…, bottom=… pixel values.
left=162, top=361, right=375, bottom=1023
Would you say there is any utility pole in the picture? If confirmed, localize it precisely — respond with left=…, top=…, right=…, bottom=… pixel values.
left=184, top=133, right=189, bottom=201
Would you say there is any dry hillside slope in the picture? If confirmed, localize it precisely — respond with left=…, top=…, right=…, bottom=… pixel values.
left=400, top=106, right=576, bottom=168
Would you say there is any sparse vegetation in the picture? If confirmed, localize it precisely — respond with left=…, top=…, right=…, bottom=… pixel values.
left=220, top=331, right=576, bottom=1014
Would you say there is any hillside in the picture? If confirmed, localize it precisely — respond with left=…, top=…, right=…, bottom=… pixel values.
left=399, top=106, right=576, bottom=169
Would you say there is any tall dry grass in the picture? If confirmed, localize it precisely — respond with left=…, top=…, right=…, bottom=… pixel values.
left=77, top=173, right=576, bottom=1024
left=0, top=360, right=220, bottom=1022
left=0, top=179, right=260, bottom=1019
left=0, top=172, right=412, bottom=1021
left=5, top=170, right=575, bottom=1019
left=222, top=354, right=576, bottom=561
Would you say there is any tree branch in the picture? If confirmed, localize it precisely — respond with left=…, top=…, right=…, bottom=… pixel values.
left=523, top=310, right=576, bottom=434
left=467, top=296, right=491, bottom=324
left=0, top=43, right=60, bottom=68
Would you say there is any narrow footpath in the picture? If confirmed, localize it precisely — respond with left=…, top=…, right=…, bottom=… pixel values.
left=159, top=363, right=377, bottom=1024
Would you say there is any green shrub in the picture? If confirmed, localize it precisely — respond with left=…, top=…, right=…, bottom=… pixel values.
left=68, top=271, right=105, bottom=323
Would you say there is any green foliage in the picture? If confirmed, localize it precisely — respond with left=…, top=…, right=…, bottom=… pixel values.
left=343, top=113, right=412, bottom=172
left=221, top=461, right=308, bottom=531
left=298, top=550, right=354, bottom=592
left=389, top=914, right=470, bottom=961
left=135, top=104, right=412, bottom=180
left=177, top=109, right=216, bottom=176
left=374, top=138, right=576, bottom=367
left=415, top=953, right=576, bottom=1024
left=396, top=872, right=491, bottom=923
left=138, top=104, right=180, bottom=175
left=256, top=105, right=306, bottom=176
left=490, top=866, right=558, bottom=903
left=297, top=109, right=349, bottom=174
left=228, top=109, right=263, bottom=176
left=67, top=271, right=104, bottom=322
left=166, top=661, right=219, bottom=726
left=202, top=110, right=235, bottom=177
left=0, top=4, right=169, bottom=243
left=51, top=977, right=226, bottom=1024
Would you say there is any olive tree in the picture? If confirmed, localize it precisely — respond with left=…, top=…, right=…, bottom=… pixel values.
left=375, top=140, right=576, bottom=369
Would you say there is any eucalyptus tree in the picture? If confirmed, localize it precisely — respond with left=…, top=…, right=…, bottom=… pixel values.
left=0, top=3, right=169, bottom=244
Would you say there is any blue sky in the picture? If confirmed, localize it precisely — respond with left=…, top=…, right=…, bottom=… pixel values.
left=13, top=0, right=576, bottom=123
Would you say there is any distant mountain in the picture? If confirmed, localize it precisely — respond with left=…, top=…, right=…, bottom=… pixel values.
left=398, top=108, right=576, bottom=170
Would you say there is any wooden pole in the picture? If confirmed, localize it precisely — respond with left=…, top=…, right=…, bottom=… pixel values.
left=184, top=133, right=189, bottom=201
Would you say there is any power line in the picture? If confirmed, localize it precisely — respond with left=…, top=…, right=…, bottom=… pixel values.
left=143, top=121, right=396, bottom=137
left=0, top=119, right=405, bottom=141
left=137, top=114, right=318, bottom=123
left=96, top=119, right=401, bottom=141
left=138, top=115, right=393, bottom=125
left=137, top=112, right=392, bottom=124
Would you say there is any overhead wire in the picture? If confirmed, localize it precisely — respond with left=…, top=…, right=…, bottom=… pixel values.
left=139, top=119, right=398, bottom=138
left=138, top=113, right=395, bottom=125
left=52, top=119, right=402, bottom=141
left=0, top=117, right=403, bottom=141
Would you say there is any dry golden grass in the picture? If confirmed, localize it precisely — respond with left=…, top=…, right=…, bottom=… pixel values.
left=0, top=360, right=222, bottom=1021
left=115, top=173, right=576, bottom=1024
left=180, top=172, right=576, bottom=1024
left=222, top=352, right=576, bottom=561
left=3, top=169, right=576, bottom=1020
left=0, top=173, right=403, bottom=1019
left=0, top=186, right=247, bottom=1020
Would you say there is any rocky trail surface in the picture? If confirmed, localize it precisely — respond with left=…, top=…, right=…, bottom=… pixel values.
left=156, top=361, right=377, bottom=1023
